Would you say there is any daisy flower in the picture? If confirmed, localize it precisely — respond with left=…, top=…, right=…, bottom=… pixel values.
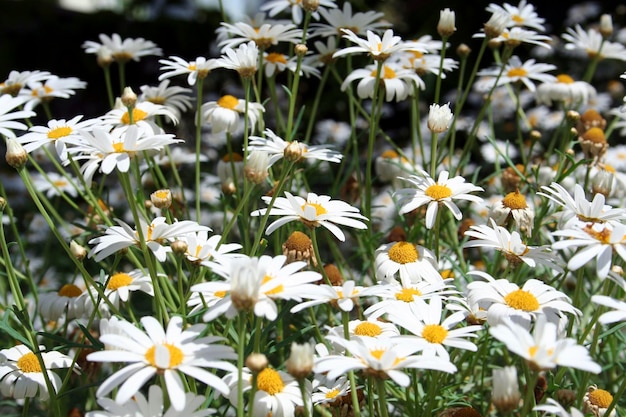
left=535, top=74, right=596, bottom=108
left=1, top=69, right=51, bottom=96
left=328, top=317, right=401, bottom=341
left=82, top=33, right=162, bottom=63
left=333, top=28, right=426, bottom=61
left=248, top=128, right=342, bottom=167
left=250, top=191, right=367, bottom=241
left=85, top=385, right=214, bottom=417
left=489, top=315, right=601, bottom=373
left=492, top=27, right=552, bottom=49
left=477, top=56, right=556, bottom=91
left=290, top=280, right=374, bottom=313
left=69, top=125, right=181, bottom=185
left=466, top=271, right=579, bottom=327
left=488, top=189, right=535, bottom=235
left=0, top=94, right=36, bottom=138
left=179, top=230, right=243, bottom=266
left=341, top=62, right=424, bottom=101
left=218, top=21, right=302, bottom=50
left=314, top=336, right=456, bottom=387
left=583, top=385, right=617, bottom=417
left=388, top=295, right=482, bottom=360
left=32, top=172, right=80, bottom=198
left=217, top=41, right=259, bottom=78
left=200, top=94, right=264, bottom=134
left=463, top=219, right=563, bottom=271
left=38, top=282, right=90, bottom=321
left=591, top=295, right=626, bottom=325
left=140, top=79, right=193, bottom=119
left=563, top=25, right=626, bottom=61
left=158, top=55, right=220, bottom=85
left=260, top=0, right=336, bottom=24
left=263, top=51, right=321, bottom=78
left=87, top=315, right=236, bottom=410
left=19, top=75, right=87, bottom=111
left=100, top=99, right=178, bottom=136
left=486, top=0, right=546, bottom=31
left=223, top=367, right=308, bottom=417
left=17, top=115, right=99, bottom=161
left=0, top=345, right=77, bottom=400
left=552, top=221, right=626, bottom=279
left=374, top=241, right=442, bottom=285
left=394, top=170, right=484, bottom=229
left=311, top=2, right=389, bottom=38
left=88, top=216, right=210, bottom=262
left=538, top=182, right=626, bottom=228
left=534, top=398, right=585, bottom=417
left=312, top=377, right=351, bottom=406
left=99, top=269, right=155, bottom=307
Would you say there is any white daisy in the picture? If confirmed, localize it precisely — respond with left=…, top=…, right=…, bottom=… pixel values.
left=216, top=41, right=259, bottom=78
left=591, top=295, right=626, bottom=325
left=311, top=2, right=389, bottom=38
left=19, top=75, right=86, bottom=112
left=201, top=94, right=264, bottom=134
left=250, top=191, right=367, bottom=241
left=87, top=315, right=236, bottom=410
left=493, top=27, right=552, bottom=49
left=535, top=74, right=596, bottom=108
left=341, top=62, right=424, bottom=101
left=100, top=99, right=178, bottom=136
left=477, top=56, right=556, bottom=91
left=158, top=55, right=220, bottom=86
left=32, top=172, right=80, bottom=198
left=394, top=170, right=484, bottom=229
left=0, top=345, right=77, bottom=400
left=260, top=0, right=336, bottom=24
left=100, top=269, right=155, bottom=306
left=218, top=21, right=302, bottom=50
left=140, top=79, right=193, bottom=119
left=311, top=377, right=351, bottom=406
left=82, top=33, right=162, bottom=63
left=486, top=0, right=546, bottom=31
left=0, top=94, right=36, bottom=138
left=333, top=28, right=426, bottom=61
left=563, top=25, right=626, bottom=61
left=489, top=315, right=601, bottom=373
left=290, top=280, right=374, bottom=313
left=374, top=241, right=443, bottom=285
left=38, top=282, right=89, bottom=321
left=1, top=69, right=51, bottom=96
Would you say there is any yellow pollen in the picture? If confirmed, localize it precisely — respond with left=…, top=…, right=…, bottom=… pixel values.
left=583, top=224, right=612, bottom=244
left=214, top=290, right=227, bottom=298
left=589, top=388, right=613, bottom=408
left=302, top=202, right=327, bottom=217
left=556, top=74, right=575, bottom=84
left=222, top=152, right=243, bottom=162
left=47, top=126, right=72, bottom=139
left=58, top=284, right=82, bottom=297
left=52, top=180, right=68, bottom=187
left=502, top=190, right=528, bottom=209
left=512, top=14, right=524, bottom=23
left=265, top=284, right=284, bottom=296
left=188, top=64, right=197, bottom=71
left=507, top=67, right=528, bottom=78
left=395, top=287, right=422, bottom=302
left=217, top=95, right=240, bottom=110
left=146, top=225, right=154, bottom=241
left=354, top=322, right=383, bottom=337
left=257, top=368, right=285, bottom=395
left=145, top=343, right=184, bottom=369
left=381, top=149, right=399, bottom=159
left=410, top=50, right=424, bottom=59
left=528, top=345, right=538, bottom=357
left=605, top=164, right=616, bottom=173
left=370, top=65, right=397, bottom=79
left=582, top=127, right=606, bottom=144
left=112, top=142, right=126, bottom=153
left=376, top=42, right=383, bottom=52
left=284, top=231, right=312, bottom=251
left=425, top=184, right=453, bottom=200
left=107, top=273, right=133, bottom=290
left=266, top=52, right=288, bottom=64
left=441, top=269, right=455, bottom=279
left=504, top=289, right=539, bottom=311
left=387, top=241, right=419, bottom=264
left=155, top=190, right=169, bottom=199
left=421, top=324, right=448, bottom=344
left=17, top=352, right=42, bottom=373
left=325, top=388, right=340, bottom=399
left=369, top=348, right=385, bottom=360
left=121, top=108, right=148, bottom=124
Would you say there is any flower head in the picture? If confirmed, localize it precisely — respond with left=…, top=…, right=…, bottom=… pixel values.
left=83, top=33, right=162, bottom=63
left=333, top=29, right=426, bottom=61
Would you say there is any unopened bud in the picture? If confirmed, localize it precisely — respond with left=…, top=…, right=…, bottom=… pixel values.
left=302, top=0, right=320, bottom=12
left=437, top=8, right=456, bottom=37
left=484, top=10, right=508, bottom=39
left=600, top=14, right=613, bottom=38
left=0, top=197, right=6, bottom=211
left=284, top=140, right=306, bottom=162
left=121, top=87, right=137, bottom=108
left=592, top=168, right=614, bottom=198
left=456, top=43, right=471, bottom=58
left=70, top=240, right=88, bottom=261
left=5, top=138, right=28, bottom=169
left=295, top=43, right=308, bottom=57
left=171, top=239, right=188, bottom=255
left=151, top=189, right=172, bottom=209
left=246, top=353, right=269, bottom=373
left=286, top=342, right=314, bottom=379
left=245, top=151, right=270, bottom=185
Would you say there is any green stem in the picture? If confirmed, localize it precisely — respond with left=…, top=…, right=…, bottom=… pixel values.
left=520, top=365, right=539, bottom=417
left=237, top=314, right=247, bottom=417
left=376, top=378, right=390, bottom=417
left=194, top=77, right=205, bottom=223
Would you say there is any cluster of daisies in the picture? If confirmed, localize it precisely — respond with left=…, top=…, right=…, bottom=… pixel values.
left=2, top=0, right=626, bottom=416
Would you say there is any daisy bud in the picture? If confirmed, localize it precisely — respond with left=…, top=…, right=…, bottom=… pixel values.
left=217, top=152, right=244, bottom=194
left=491, top=366, right=520, bottom=414
left=579, top=127, right=607, bottom=160
left=5, top=138, right=28, bottom=169
left=286, top=342, right=314, bottom=379
left=246, top=353, right=269, bottom=373
left=121, top=87, right=137, bottom=108
left=592, top=168, right=614, bottom=198
left=284, top=140, right=306, bottom=162
left=171, top=239, right=188, bottom=256
left=282, top=231, right=317, bottom=267
left=484, top=10, right=508, bottom=39
left=323, top=263, right=343, bottom=286
left=230, top=258, right=261, bottom=312
left=600, top=14, right=613, bottom=38
left=427, top=103, right=453, bottom=133
left=295, top=43, right=308, bottom=57
left=302, top=0, right=320, bottom=12
left=96, top=49, right=113, bottom=68
left=584, top=385, right=615, bottom=417
left=0, top=197, right=6, bottom=211
left=245, top=151, right=270, bottom=185
left=566, top=110, right=580, bottom=123
left=70, top=240, right=88, bottom=261
left=151, top=189, right=172, bottom=210
left=556, top=389, right=577, bottom=408
left=437, top=8, right=456, bottom=37
left=578, top=109, right=606, bottom=132
left=456, top=43, right=471, bottom=58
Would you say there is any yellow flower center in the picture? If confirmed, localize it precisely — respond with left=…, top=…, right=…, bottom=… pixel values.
left=502, top=190, right=528, bottom=209
left=52, top=180, right=68, bottom=188
left=214, top=290, right=227, bottom=298
left=302, top=202, right=327, bottom=216
left=507, top=67, right=528, bottom=78
left=47, top=126, right=72, bottom=140
left=504, top=289, right=540, bottom=311
left=155, top=190, right=169, bottom=199
left=107, top=273, right=132, bottom=290
left=381, top=149, right=399, bottom=159
left=370, top=65, right=397, bottom=79
left=528, top=345, right=538, bottom=357
left=17, top=352, right=42, bottom=373
left=266, top=52, right=288, bottom=64
left=188, top=64, right=197, bottom=71
left=354, top=322, right=383, bottom=337
left=284, top=231, right=312, bottom=252
left=583, top=224, right=612, bottom=244
left=395, top=287, right=422, bottom=302
left=512, top=14, right=524, bottom=23
left=425, top=184, right=453, bottom=200
left=582, top=127, right=606, bottom=144
left=421, top=324, right=448, bottom=344
left=387, top=241, right=419, bottom=264
left=556, top=74, right=575, bottom=84
left=217, top=95, right=239, bottom=110
left=325, top=388, right=340, bottom=399
left=222, top=152, right=244, bottom=162
left=145, top=343, right=184, bottom=369
left=58, top=284, right=82, bottom=297
left=589, top=388, right=613, bottom=408
left=257, top=368, right=285, bottom=395
left=121, top=108, right=148, bottom=125
left=112, top=142, right=126, bottom=153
